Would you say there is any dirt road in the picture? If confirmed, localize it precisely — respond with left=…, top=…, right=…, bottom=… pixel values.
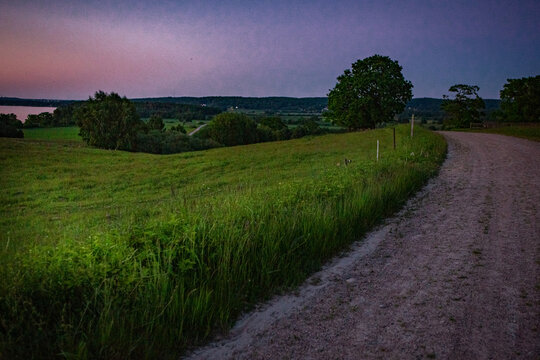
left=188, top=123, right=207, bottom=136
left=188, top=132, right=540, bottom=360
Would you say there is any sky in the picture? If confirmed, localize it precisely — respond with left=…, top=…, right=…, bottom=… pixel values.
left=0, top=0, right=539, bottom=100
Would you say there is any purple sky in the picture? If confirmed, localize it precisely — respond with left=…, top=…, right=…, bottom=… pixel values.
left=1, top=0, right=539, bottom=99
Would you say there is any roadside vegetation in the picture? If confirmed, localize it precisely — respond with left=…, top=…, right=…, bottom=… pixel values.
left=0, top=124, right=446, bottom=359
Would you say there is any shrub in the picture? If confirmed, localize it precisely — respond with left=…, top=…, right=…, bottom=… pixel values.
left=170, top=124, right=187, bottom=134
left=0, top=113, right=24, bottom=138
left=147, top=114, right=165, bottom=131
left=256, top=125, right=276, bottom=142
left=206, top=113, right=258, bottom=146
left=134, top=131, right=221, bottom=154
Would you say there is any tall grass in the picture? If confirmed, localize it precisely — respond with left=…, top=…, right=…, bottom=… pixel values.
left=0, top=125, right=446, bottom=358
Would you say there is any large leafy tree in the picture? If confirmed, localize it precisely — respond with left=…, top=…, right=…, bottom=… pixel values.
left=500, top=75, right=540, bottom=123
left=327, top=55, right=413, bottom=129
left=74, top=91, right=142, bottom=150
left=441, top=84, right=485, bottom=128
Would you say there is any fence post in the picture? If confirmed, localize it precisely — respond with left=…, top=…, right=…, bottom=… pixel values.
left=377, top=140, right=379, bottom=161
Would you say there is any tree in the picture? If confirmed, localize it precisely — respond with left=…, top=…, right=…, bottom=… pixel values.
left=327, top=55, right=413, bottom=129
left=500, top=75, right=540, bottom=123
left=147, top=114, right=165, bottom=131
left=74, top=91, right=142, bottom=150
left=207, top=112, right=258, bottom=146
left=441, top=84, right=485, bottom=128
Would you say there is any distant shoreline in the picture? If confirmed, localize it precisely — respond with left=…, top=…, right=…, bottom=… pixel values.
left=0, top=105, right=56, bottom=123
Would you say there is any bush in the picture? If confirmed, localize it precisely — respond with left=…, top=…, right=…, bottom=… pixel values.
left=0, top=113, right=24, bottom=138
left=19, top=106, right=78, bottom=128
left=147, top=114, right=165, bottom=131
left=256, top=125, right=276, bottom=142
left=275, top=127, right=291, bottom=140
left=134, top=131, right=221, bottom=154
left=206, top=113, right=258, bottom=146
left=291, top=126, right=308, bottom=139
left=170, top=124, right=187, bottom=134
left=257, top=116, right=287, bottom=131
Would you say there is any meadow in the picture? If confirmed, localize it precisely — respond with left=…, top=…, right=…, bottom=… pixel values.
left=0, top=126, right=446, bottom=359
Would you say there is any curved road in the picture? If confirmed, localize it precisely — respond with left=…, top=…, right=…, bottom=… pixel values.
left=188, top=132, right=540, bottom=360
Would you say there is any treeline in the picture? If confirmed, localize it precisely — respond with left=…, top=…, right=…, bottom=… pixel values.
left=0, top=96, right=510, bottom=127
left=0, top=97, right=74, bottom=107
left=24, top=105, right=79, bottom=128
left=0, top=102, right=219, bottom=129
left=135, top=114, right=335, bottom=154
left=133, top=102, right=221, bottom=121
left=132, top=96, right=328, bottom=112
left=0, top=95, right=328, bottom=112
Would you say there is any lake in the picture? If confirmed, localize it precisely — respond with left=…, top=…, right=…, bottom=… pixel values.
left=0, top=105, right=57, bottom=122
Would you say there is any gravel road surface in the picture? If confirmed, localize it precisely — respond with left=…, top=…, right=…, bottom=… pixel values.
left=188, top=132, right=540, bottom=360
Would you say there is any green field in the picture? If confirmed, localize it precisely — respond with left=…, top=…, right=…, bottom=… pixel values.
left=462, top=125, right=540, bottom=142
left=23, top=126, right=83, bottom=141
left=0, top=126, right=446, bottom=358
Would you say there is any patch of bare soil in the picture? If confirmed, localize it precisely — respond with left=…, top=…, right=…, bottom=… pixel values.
left=187, top=132, right=540, bottom=360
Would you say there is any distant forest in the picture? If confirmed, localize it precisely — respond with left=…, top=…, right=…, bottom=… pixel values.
left=0, top=97, right=75, bottom=107
left=134, top=102, right=221, bottom=120
left=1, top=96, right=502, bottom=122
left=132, top=96, right=328, bottom=112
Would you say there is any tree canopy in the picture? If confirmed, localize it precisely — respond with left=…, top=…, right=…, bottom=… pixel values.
left=327, top=55, right=413, bottom=129
left=500, top=75, right=540, bottom=123
left=441, top=84, right=485, bottom=128
left=74, top=91, right=143, bottom=150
